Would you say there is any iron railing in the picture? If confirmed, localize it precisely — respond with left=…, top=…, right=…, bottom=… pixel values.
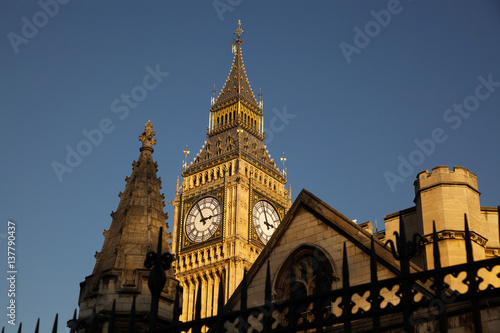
left=5, top=212, right=500, bottom=333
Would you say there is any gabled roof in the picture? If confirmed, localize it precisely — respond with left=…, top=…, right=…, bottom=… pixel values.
left=225, top=189, right=428, bottom=310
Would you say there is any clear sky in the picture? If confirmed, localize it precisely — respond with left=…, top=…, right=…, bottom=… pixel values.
left=1, top=0, right=499, bottom=331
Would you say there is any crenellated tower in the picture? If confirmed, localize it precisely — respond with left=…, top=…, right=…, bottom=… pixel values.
left=170, top=21, right=291, bottom=322
left=414, top=165, right=487, bottom=268
left=78, top=121, right=177, bottom=332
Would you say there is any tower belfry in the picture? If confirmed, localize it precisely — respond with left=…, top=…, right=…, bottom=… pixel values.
left=171, top=21, right=291, bottom=322
left=78, top=121, right=177, bottom=332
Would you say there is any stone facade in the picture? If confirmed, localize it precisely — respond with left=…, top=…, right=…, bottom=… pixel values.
left=224, top=176, right=500, bottom=332
left=226, top=189, right=419, bottom=312
left=384, top=165, right=499, bottom=291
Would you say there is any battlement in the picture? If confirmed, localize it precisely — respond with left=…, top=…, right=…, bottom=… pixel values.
left=414, top=165, right=479, bottom=195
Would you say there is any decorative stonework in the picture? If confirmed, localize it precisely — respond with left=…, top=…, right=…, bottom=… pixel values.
left=78, top=121, right=176, bottom=331
left=421, top=229, right=488, bottom=247
left=139, top=120, right=157, bottom=151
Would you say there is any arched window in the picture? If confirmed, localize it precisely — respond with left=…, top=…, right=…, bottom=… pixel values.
left=274, top=245, right=334, bottom=301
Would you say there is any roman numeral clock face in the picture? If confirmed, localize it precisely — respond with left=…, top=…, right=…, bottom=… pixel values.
left=253, top=200, right=280, bottom=244
left=185, top=197, right=222, bottom=243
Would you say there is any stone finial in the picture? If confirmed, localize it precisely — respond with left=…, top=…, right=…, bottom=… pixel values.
left=139, top=120, right=157, bottom=151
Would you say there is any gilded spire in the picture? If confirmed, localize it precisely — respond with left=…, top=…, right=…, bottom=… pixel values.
left=234, top=19, right=244, bottom=44
left=211, top=20, right=260, bottom=112
left=139, top=120, right=156, bottom=151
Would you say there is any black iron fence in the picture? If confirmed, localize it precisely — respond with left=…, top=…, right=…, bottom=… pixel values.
left=5, top=213, right=500, bottom=333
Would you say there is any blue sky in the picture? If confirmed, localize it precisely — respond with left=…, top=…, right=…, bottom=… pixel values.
left=1, top=0, right=500, bottom=331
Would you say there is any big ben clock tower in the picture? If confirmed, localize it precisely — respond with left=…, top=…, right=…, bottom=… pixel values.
left=170, top=21, right=291, bottom=321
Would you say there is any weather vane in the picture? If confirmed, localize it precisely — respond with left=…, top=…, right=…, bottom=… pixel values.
left=281, top=152, right=287, bottom=178
left=182, top=145, right=190, bottom=170
left=258, top=88, right=264, bottom=110
left=211, top=84, right=216, bottom=106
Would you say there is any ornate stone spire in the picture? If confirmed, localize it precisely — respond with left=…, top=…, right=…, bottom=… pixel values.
left=211, top=20, right=260, bottom=112
left=78, top=121, right=176, bottom=332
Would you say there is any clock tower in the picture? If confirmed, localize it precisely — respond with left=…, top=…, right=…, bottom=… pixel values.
left=170, top=21, right=291, bottom=321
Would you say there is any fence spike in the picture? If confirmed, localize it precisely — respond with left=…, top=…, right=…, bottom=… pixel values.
left=128, top=296, right=136, bottom=333
left=173, top=284, right=181, bottom=324
left=432, top=221, right=441, bottom=270
left=144, top=226, right=173, bottom=329
left=399, top=211, right=411, bottom=277
left=432, top=221, right=447, bottom=333
left=369, top=236, right=381, bottom=333
left=289, top=254, right=296, bottom=299
left=218, top=275, right=225, bottom=316
left=313, top=256, right=325, bottom=331
left=241, top=269, right=248, bottom=311
left=315, top=256, right=324, bottom=295
left=265, top=260, right=272, bottom=303
left=2, top=326, right=4, bottom=333
left=68, top=309, right=78, bottom=333
left=263, top=261, right=273, bottom=331
left=342, top=242, right=350, bottom=289
left=52, top=314, right=58, bottom=333
left=17, top=323, right=21, bottom=333
left=108, top=300, right=115, bottom=333
left=156, top=226, right=163, bottom=254
left=34, top=319, right=39, bottom=333
left=464, top=214, right=474, bottom=264
left=370, top=236, right=378, bottom=283
left=195, top=279, right=202, bottom=321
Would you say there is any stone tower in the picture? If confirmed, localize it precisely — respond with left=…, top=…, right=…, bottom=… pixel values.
left=414, top=165, right=487, bottom=268
left=170, top=21, right=291, bottom=321
left=78, top=121, right=177, bottom=332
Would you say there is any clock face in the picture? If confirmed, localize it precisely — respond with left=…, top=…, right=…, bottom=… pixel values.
left=253, top=200, right=280, bottom=244
left=186, top=197, right=222, bottom=243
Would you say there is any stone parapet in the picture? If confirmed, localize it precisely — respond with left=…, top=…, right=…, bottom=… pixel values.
left=414, top=165, right=479, bottom=198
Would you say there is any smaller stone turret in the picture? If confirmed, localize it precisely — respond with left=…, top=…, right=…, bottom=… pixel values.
left=77, top=121, right=177, bottom=332
left=414, top=165, right=486, bottom=268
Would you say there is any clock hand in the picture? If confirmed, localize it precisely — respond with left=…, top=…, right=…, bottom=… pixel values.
left=201, top=212, right=221, bottom=224
left=263, top=206, right=274, bottom=230
left=196, top=203, right=208, bottom=225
